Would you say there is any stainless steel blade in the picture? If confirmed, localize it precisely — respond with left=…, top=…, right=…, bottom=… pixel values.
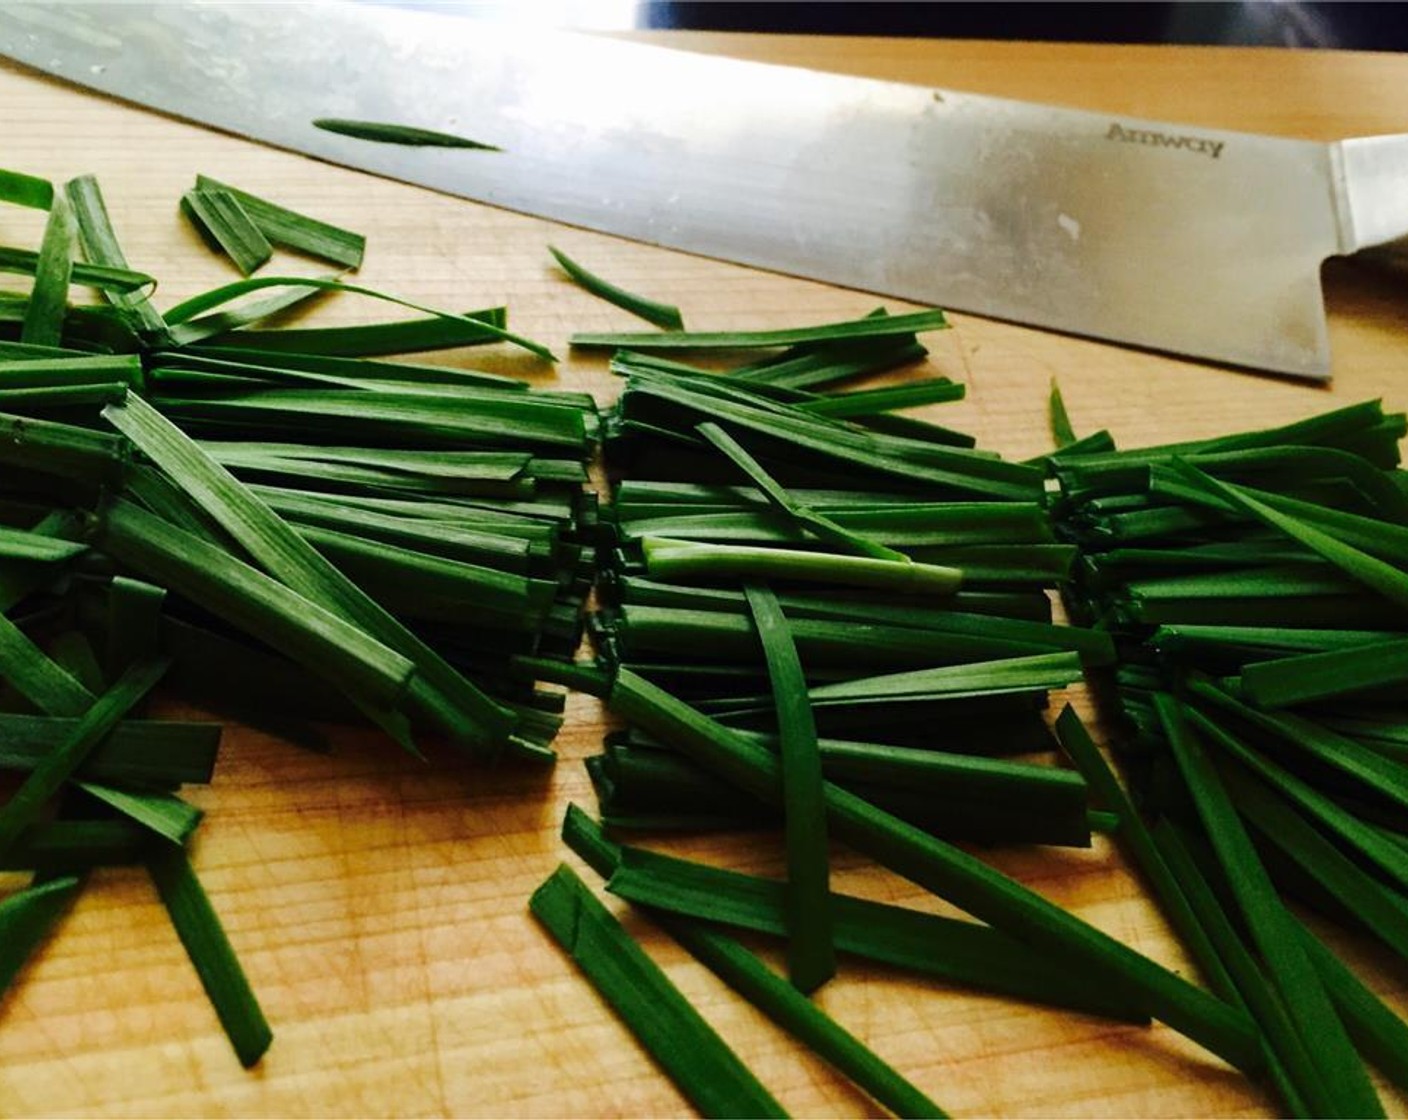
left=3, top=1, right=1405, bottom=378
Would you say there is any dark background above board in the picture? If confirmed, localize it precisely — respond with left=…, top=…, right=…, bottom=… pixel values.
left=644, top=2, right=1408, bottom=50
left=374, top=2, right=1408, bottom=51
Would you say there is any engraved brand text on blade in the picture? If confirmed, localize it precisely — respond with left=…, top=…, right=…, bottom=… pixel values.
left=1106, top=122, right=1226, bottom=160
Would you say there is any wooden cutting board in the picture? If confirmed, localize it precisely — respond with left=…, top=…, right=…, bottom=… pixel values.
left=3, top=30, right=1408, bottom=1119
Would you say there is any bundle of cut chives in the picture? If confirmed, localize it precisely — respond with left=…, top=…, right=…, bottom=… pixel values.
left=0, top=167, right=597, bottom=1065
left=512, top=310, right=1275, bottom=1106
left=583, top=337, right=1111, bottom=851
left=1050, top=395, right=1408, bottom=1115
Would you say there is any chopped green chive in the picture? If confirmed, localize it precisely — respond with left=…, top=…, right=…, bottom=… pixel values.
left=148, top=845, right=272, bottom=1068
left=195, top=175, right=366, bottom=270
left=77, top=782, right=203, bottom=845
left=21, top=193, right=76, bottom=348
left=65, top=174, right=168, bottom=339
left=181, top=189, right=273, bottom=276
left=0, top=875, right=81, bottom=997
left=162, top=275, right=553, bottom=360
left=313, top=118, right=501, bottom=151
left=665, top=918, right=946, bottom=1118
left=1048, top=379, right=1078, bottom=447
left=796, top=378, right=965, bottom=418
left=608, top=669, right=1260, bottom=1072
left=0, top=713, right=219, bottom=786
left=529, top=863, right=787, bottom=1119
left=549, top=246, right=683, bottom=330
left=1157, top=693, right=1383, bottom=1118
left=696, top=422, right=908, bottom=561
left=641, top=538, right=960, bottom=595
left=744, top=583, right=834, bottom=992
left=573, top=308, right=947, bottom=350
left=0, top=656, right=170, bottom=859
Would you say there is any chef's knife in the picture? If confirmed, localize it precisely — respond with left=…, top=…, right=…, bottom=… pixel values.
left=2, top=1, right=1406, bottom=379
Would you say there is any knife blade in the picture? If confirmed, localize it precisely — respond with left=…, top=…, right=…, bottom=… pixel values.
left=2, top=1, right=1406, bottom=379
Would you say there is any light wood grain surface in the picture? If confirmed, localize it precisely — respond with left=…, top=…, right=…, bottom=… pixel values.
left=3, top=26, right=1408, bottom=1119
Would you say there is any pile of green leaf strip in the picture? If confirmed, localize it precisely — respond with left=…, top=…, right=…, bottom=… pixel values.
left=586, top=319, right=1112, bottom=849
left=518, top=295, right=1281, bottom=1118
left=1051, top=395, right=1408, bottom=1116
left=0, top=167, right=595, bottom=1065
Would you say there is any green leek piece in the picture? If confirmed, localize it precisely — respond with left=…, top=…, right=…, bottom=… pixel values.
left=1182, top=705, right=1408, bottom=894
left=165, top=345, right=526, bottom=390
left=0, top=875, right=80, bottom=997
left=589, top=739, right=1093, bottom=847
left=1157, top=693, right=1383, bottom=1118
left=298, top=523, right=556, bottom=630
left=163, top=273, right=339, bottom=345
left=106, top=576, right=167, bottom=676
left=744, top=583, right=834, bottom=992
left=64, top=174, right=168, bottom=338
left=696, top=422, right=906, bottom=562
left=0, top=295, right=140, bottom=353
left=1050, top=401, right=1401, bottom=483
left=728, top=334, right=928, bottom=391
left=101, top=395, right=518, bottom=753
left=549, top=246, right=683, bottom=330
left=513, top=656, right=611, bottom=696
left=2, top=820, right=148, bottom=872
left=312, top=118, right=501, bottom=151
left=0, top=168, right=55, bottom=210
left=562, top=805, right=1141, bottom=1021
left=192, top=308, right=511, bottom=357
left=0, top=656, right=169, bottom=859
left=162, top=275, right=552, bottom=360
left=1054, top=707, right=1239, bottom=1000
left=0, top=523, right=85, bottom=563
left=0, top=610, right=94, bottom=716
left=94, top=499, right=418, bottom=714
left=21, top=193, right=76, bottom=347
left=1213, top=483, right=1408, bottom=568
left=77, top=782, right=203, bottom=844
left=1171, top=461, right=1408, bottom=613
left=573, top=308, right=947, bottom=350
left=796, top=379, right=964, bottom=419
left=50, top=630, right=105, bottom=694
left=195, top=175, right=366, bottom=269
left=641, top=538, right=960, bottom=595
left=218, top=453, right=533, bottom=502
left=1225, top=767, right=1408, bottom=964
left=529, top=863, right=787, bottom=1119
left=609, top=843, right=1129, bottom=1008
left=613, top=603, right=1048, bottom=669
left=1295, top=920, right=1408, bottom=1094
left=617, top=378, right=1038, bottom=498
left=1241, top=638, right=1408, bottom=709
left=0, top=353, right=143, bottom=390
left=261, top=488, right=536, bottom=574
left=1150, top=820, right=1325, bottom=1117
left=148, top=845, right=273, bottom=1068
left=607, top=669, right=1260, bottom=1072
left=901, top=543, right=1075, bottom=583
left=1188, top=679, right=1408, bottom=812
left=616, top=496, right=1053, bottom=545
left=806, top=651, right=1083, bottom=707
left=665, top=918, right=946, bottom=1119
left=156, top=387, right=586, bottom=453
left=1049, top=379, right=1078, bottom=448
left=0, top=382, right=128, bottom=409
left=181, top=189, right=273, bottom=276
left=0, top=713, right=219, bottom=786
left=0, top=246, right=155, bottom=294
